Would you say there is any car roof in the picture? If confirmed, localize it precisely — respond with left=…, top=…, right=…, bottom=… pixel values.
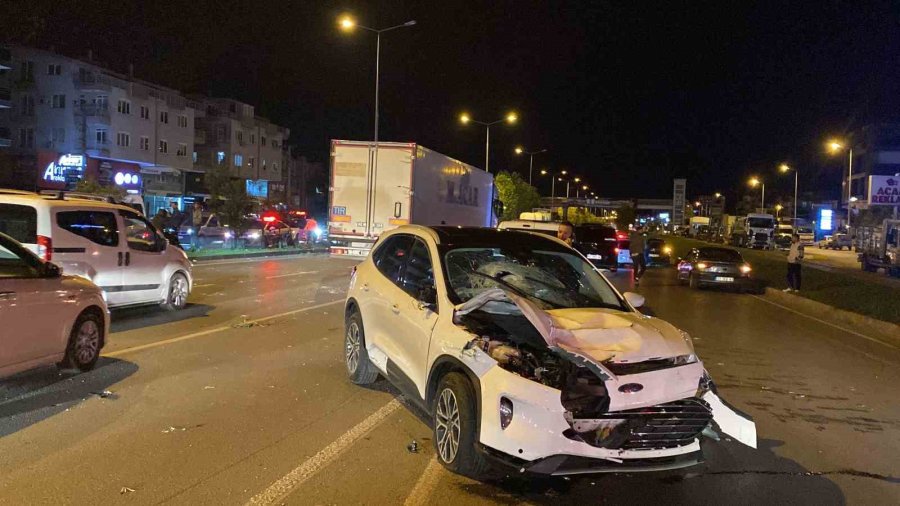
left=0, top=191, right=139, bottom=214
left=428, top=225, right=572, bottom=250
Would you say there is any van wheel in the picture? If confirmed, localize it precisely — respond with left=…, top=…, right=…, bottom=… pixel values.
left=61, top=311, right=103, bottom=371
left=161, top=273, right=189, bottom=311
left=433, top=373, right=491, bottom=478
left=345, top=310, right=378, bottom=385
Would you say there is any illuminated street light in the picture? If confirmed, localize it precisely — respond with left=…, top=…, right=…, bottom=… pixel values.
left=458, top=111, right=519, bottom=173
left=778, top=163, right=799, bottom=222
left=515, top=146, right=547, bottom=185
left=749, top=177, right=765, bottom=210
left=338, top=16, right=356, bottom=30
left=826, top=138, right=854, bottom=231
left=775, top=203, right=783, bottom=218
left=714, top=192, right=722, bottom=199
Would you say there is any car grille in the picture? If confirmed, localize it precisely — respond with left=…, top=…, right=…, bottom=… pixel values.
left=754, top=232, right=768, bottom=242
left=584, top=398, right=712, bottom=450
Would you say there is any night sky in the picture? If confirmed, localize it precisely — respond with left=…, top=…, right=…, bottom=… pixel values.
left=4, top=0, right=899, bottom=203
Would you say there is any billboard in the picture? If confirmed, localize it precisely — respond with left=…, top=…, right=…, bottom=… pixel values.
left=672, top=178, right=686, bottom=226
left=868, top=175, right=900, bottom=206
left=246, top=179, right=268, bottom=198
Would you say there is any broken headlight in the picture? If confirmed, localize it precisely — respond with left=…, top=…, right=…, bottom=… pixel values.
left=672, top=353, right=698, bottom=366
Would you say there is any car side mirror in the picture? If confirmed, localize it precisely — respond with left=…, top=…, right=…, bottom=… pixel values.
left=418, top=285, right=437, bottom=309
left=157, top=235, right=169, bottom=251
left=42, top=262, right=62, bottom=278
left=623, top=291, right=645, bottom=308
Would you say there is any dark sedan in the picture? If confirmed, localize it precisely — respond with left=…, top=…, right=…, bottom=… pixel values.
left=573, top=224, right=619, bottom=271
left=677, top=247, right=763, bottom=293
left=645, top=238, right=672, bottom=266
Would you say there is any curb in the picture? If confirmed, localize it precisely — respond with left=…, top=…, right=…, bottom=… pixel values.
left=763, top=287, right=900, bottom=347
left=189, top=247, right=329, bottom=263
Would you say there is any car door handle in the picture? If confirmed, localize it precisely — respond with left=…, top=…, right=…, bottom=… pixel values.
left=391, top=304, right=400, bottom=313
left=125, top=252, right=131, bottom=266
left=118, top=252, right=123, bottom=266
left=0, top=291, right=16, bottom=301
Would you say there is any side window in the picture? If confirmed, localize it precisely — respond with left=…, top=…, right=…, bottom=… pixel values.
left=372, top=235, right=414, bottom=284
left=0, top=241, right=40, bottom=278
left=121, top=213, right=163, bottom=252
left=56, top=211, right=120, bottom=247
left=399, top=239, right=435, bottom=299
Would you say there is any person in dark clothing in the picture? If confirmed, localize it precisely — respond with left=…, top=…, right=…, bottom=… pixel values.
left=629, top=226, right=647, bottom=284
left=151, top=209, right=169, bottom=231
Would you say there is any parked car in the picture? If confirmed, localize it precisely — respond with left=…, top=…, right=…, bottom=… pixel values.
left=243, top=218, right=294, bottom=248
left=821, top=233, right=853, bottom=250
left=572, top=224, right=619, bottom=271
left=0, top=189, right=192, bottom=310
left=344, top=225, right=756, bottom=478
left=645, top=238, right=672, bottom=266
left=0, top=232, right=109, bottom=378
left=677, top=247, right=762, bottom=293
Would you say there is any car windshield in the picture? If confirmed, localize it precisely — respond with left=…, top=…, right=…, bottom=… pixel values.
left=798, top=227, right=813, bottom=234
left=748, top=217, right=775, bottom=228
left=698, top=248, right=743, bottom=263
left=443, top=245, right=626, bottom=311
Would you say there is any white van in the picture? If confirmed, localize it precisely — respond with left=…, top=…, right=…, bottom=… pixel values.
left=497, top=220, right=560, bottom=237
left=0, top=190, right=192, bottom=310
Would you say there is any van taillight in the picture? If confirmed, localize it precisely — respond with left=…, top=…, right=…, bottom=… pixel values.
left=37, top=235, right=52, bottom=261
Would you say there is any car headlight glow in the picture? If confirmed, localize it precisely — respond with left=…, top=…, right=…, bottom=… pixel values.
left=186, top=228, right=194, bottom=235
left=663, top=246, right=672, bottom=254
left=499, top=397, right=514, bottom=430
left=696, top=262, right=708, bottom=270
left=249, top=232, right=261, bottom=239
left=313, top=226, right=322, bottom=238
left=740, top=264, right=752, bottom=274
left=224, top=231, right=233, bottom=239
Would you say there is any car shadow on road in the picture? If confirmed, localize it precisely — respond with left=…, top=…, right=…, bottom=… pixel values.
left=0, top=357, right=138, bottom=437
left=110, top=303, right=215, bottom=333
left=455, top=438, right=849, bottom=505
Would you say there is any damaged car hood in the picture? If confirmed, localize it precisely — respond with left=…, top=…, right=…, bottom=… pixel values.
left=455, top=288, right=694, bottom=365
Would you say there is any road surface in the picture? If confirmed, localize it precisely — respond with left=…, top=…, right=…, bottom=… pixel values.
left=1, top=255, right=897, bottom=505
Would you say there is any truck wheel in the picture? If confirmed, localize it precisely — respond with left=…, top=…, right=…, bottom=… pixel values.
left=433, top=372, right=491, bottom=478
left=345, top=310, right=378, bottom=385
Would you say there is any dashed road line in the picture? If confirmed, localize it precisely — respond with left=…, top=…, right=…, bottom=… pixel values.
left=104, top=299, right=343, bottom=358
left=246, top=399, right=403, bottom=505
left=403, top=457, right=444, bottom=506
left=265, top=271, right=318, bottom=279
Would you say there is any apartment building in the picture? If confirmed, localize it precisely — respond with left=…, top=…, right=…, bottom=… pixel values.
left=194, top=97, right=288, bottom=199
left=0, top=46, right=199, bottom=211
left=0, top=46, right=12, bottom=149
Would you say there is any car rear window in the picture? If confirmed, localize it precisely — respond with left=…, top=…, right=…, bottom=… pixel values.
left=698, top=248, right=743, bottom=262
left=0, top=204, right=38, bottom=244
left=576, top=226, right=617, bottom=242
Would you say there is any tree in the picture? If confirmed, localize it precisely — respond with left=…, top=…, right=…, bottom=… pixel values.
left=494, top=171, right=541, bottom=221
left=74, top=177, right=126, bottom=200
left=206, top=168, right=254, bottom=248
left=614, top=203, right=636, bottom=230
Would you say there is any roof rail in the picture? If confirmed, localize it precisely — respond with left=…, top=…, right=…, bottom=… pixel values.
left=38, top=190, right=116, bottom=203
left=0, top=189, right=39, bottom=195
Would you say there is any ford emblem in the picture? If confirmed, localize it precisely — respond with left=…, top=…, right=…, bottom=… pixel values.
left=618, top=383, right=644, bottom=393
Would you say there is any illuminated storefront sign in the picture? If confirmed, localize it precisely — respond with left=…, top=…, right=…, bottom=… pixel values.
left=114, top=171, right=141, bottom=186
left=43, top=154, right=85, bottom=184
left=818, top=209, right=833, bottom=231
left=868, top=175, right=900, bottom=206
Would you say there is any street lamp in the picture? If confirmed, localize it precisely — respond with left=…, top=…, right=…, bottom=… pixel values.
left=514, top=146, right=547, bottom=185
left=459, top=112, right=518, bottom=173
left=541, top=169, right=567, bottom=199
left=339, top=15, right=416, bottom=233
left=827, top=139, right=853, bottom=232
left=775, top=203, right=783, bottom=218
left=749, top=177, right=765, bottom=210
left=778, top=163, right=798, bottom=223
left=576, top=184, right=588, bottom=199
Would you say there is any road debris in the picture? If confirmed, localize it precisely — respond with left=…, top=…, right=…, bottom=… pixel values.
left=407, top=440, right=419, bottom=453
left=162, top=426, right=186, bottom=434
left=120, top=487, right=136, bottom=495
left=91, top=390, right=116, bottom=399
left=203, top=386, right=216, bottom=390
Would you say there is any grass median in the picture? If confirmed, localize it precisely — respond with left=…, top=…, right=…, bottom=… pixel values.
left=187, top=245, right=323, bottom=260
left=662, top=236, right=900, bottom=325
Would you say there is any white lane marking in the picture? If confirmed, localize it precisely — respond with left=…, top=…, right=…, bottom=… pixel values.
left=104, top=299, right=343, bottom=358
left=403, top=457, right=444, bottom=506
left=246, top=399, right=402, bottom=505
left=265, top=270, right=318, bottom=279
left=749, top=294, right=899, bottom=350
left=193, top=283, right=216, bottom=288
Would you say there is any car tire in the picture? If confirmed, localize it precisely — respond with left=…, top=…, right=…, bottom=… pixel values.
left=161, top=273, right=190, bottom=311
left=689, top=274, right=700, bottom=289
left=433, top=372, right=491, bottom=478
left=345, top=310, right=378, bottom=385
left=61, top=311, right=103, bottom=372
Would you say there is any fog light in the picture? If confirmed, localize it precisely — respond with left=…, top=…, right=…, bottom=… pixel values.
left=499, top=397, right=514, bottom=430
left=740, top=264, right=752, bottom=274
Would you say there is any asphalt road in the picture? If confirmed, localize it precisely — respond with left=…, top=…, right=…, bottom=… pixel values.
left=1, top=255, right=898, bottom=505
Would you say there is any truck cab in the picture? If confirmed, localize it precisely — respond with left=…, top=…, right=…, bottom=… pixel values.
left=858, top=219, right=900, bottom=277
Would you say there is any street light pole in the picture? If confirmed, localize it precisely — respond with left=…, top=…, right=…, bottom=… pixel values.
left=847, top=148, right=853, bottom=231
left=779, top=163, right=799, bottom=223
left=459, top=112, right=517, bottom=173
left=515, top=147, right=547, bottom=185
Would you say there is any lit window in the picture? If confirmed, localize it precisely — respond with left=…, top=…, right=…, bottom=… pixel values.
left=217, top=151, right=226, bottom=165
left=234, top=154, right=243, bottom=167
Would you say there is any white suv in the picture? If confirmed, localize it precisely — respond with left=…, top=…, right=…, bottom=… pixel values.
left=345, top=225, right=756, bottom=477
left=0, top=190, right=192, bottom=310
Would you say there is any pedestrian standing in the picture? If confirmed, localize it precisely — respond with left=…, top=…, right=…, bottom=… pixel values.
left=191, top=203, right=204, bottom=250
left=151, top=209, right=169, bottom=231
left=630, top=226, right=647, bottom=285
left=785, top=233, right=804, bottom=292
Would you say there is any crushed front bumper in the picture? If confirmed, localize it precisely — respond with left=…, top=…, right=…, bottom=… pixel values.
left=477, top=444, right=703, bottom=475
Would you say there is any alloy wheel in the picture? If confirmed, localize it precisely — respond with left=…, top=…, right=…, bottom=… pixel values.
left=75, top=319, right=100, bottom=365
left=345, top=321, right=361, bottom=373
left=170, top=276, right=188, bottom=308
left=435, top=388, right=461, bottom=463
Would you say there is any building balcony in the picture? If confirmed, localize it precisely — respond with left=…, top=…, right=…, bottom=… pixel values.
left=75, top=103, right=111, bottom=120
left=73, top=72, right=112, bottom=91
left=0, top=127, right=11, bottom=148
